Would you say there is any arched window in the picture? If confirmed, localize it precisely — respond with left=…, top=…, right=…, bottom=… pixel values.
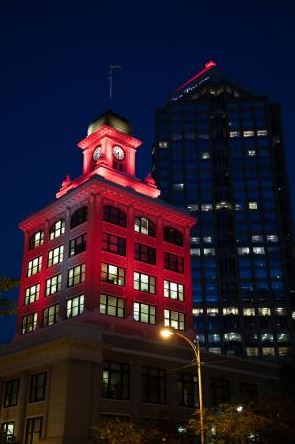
left=103, top=205, right=127, bottom=227
left=49, top=219, right=65, bottom=240
left=29, top=231, right=44, bottom=250
left=163, top=227, right=183, bottom=246
left=70, top=206, right=88, bottom=229
left=134, top=217, right=156, bottom=237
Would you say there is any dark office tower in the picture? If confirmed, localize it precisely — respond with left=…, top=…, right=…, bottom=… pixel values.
left=152, top=61, right=295, bottom=358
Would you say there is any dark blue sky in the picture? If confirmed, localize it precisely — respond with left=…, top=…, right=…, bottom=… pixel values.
left=1, top=0, right=295, bottom=283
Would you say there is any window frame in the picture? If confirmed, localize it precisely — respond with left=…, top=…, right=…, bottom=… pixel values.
left=29, top=372, right=47, bottom=403
left=102, top=361, right=130, bottom=400
left=102, top=232, right=126, bottom=256
left=103, top=205, right=127, bottom=227
left=163, top=227, right=183, bottom=246
left=100, top=294, right=125, bottom=318
left=164, top=280, right=184, bottom=301
left=66, top=294, right=85, bottom=318
left=67, top=264, right=86, bottom=287
left=70, top=206, right=88, bottom=229
left=134, top=216, right=156, bottom=237
left=133, top=302, right=156, bottom=324
left=134, top=242, right=156, bottom=265
left=3, top=379, right=19, bottom=408
left=49, top=219, right=65, bottom=240
left=101, top=263, right=125, bottom=286
left=69, top=233, right=87, bottom=257
left=134, top=271, right=156, bottom=294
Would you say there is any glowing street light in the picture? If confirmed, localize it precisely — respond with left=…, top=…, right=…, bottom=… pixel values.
left=160, top=328, right=205, bottom=444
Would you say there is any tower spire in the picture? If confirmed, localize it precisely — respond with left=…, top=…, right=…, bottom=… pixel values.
left=108, top=65, right=122, bottom=101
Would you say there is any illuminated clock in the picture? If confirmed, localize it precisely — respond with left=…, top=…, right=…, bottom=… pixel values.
left=92, top=146, right=102, bottom=161
left=112, top=145, right=125, bottom=160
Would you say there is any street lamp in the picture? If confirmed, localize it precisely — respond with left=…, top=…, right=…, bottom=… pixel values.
left=160, top=328, right=205, bottom=444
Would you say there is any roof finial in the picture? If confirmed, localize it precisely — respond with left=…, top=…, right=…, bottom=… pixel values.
left=108, top=65, right=122, bottom=101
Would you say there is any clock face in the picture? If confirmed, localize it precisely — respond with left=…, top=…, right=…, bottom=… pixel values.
left=112, top=145, right=125, bottom=160
left=93, top=146, right=102, bottom=161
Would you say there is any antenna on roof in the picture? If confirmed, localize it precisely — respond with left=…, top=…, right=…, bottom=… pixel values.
left=108, top=65, right=122, bottom=101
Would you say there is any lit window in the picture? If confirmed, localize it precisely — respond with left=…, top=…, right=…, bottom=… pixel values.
left=173, top=183, right=184, bottom=190
left=46, top=274, right=62, bottom=296
left=208, top=333, right=220, bottom=342
left=267, top=234, right=278, bottom=243
left=190, top=248, right=201, bottom=256
left=223, top=307, right=238, bottom=315
left=100, top=294, right=124, bottom=318
left=261, top=333, right=274, bottom=342
left=243, top=308, right=255, bottom=316
left=243, top=130, right=254, bottom=137
left=29, top=231, right=44, bottom=250
left=201, top=204, right=212, bottom=211
left=1, top=422, right=15, bottom=441
left=25, top=284, right=40, bottom=305
left=278, top=347, right=290, bottom=356
left=216, top=201, right=232, bottom=210
left=224, top=332, right=241, bottom=341
left=190, top=237, right=200, bottom=244
left=134, top=217, right=156, bottom=237
left=187, top=204, right=198, bottom=211
left=248, top=150, right=256, bottom=156
left=27, top=256, right=42, bottom=277
left=68, top=263, right=86, bottom=287
left=292, top=311, right=295, bottom=320
left=67, top=294, right=85, bottom=318
left=238, top=247, right=250, bottom=255
left=164, top=309, right=185, bottom=331
left=102, top=361, right=129, bottom=400
left=277, top=333, right=289, bottom=343
left=134, top=302, right=155, bottom=324
left=48, top=245, right=64, bottom=267
left=208, top=347, right=221, bottom=354
left=258, top=307, right=271, bottom=316
left=248, top=201, right=258, bottom=210
left=257, top=129, right=268, bottom=136
left=101, top=263, right=125, bottom=286
left=201, top=152, right=210, bottom=159
left=203, top=236, right=212, bottom=243
left=204, top=248, right=215, bottom=256
left=49, top=219, right=65, bottom=240
left=252, top=235, right=263, bottom=243
left=262, top=348, right=275, bottom=356
left=229, top=131, right=240, bottom=138
left=22, top=313, right=37, bottom=334
left=164, top=280, right=184, bottom=301
left=253, top=247, right=265, bottom=255
left=159, top=141, right=168, bottom=148
left=246, top=347, right=259, bottom=356
left=192, top=308, right=203, bottom=316
left=134, top=272, right=155, bottom=294
left=274, top=307, right=286, bottom=316
left=43, top=304, right=59, bottom=327
left=207, top=308, right=218, bottom=316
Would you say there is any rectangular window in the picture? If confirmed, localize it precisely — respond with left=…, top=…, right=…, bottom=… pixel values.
left=25, top=417, right=42, bottom=444
left=3, top=379, right=19, bottom=408
left=43, top=304, right=59, bottom=326
left=177, top=373, right=198, bottom=407
left=47, top=245, right=64, bottom=267
left=27, top=256, right=42, bottom=277
left=142, top=367, right=166, bottom=404
left=248, top=201, right=258, bottom=210
left=164, top=280, right=184, bottom=301
left=99, top=294, right=124, bottom=318
left=70, top=206, right=88, bottom=229
left=67, top=264, right=85, bottom=287
left=210, top=378, right=230, bottom=405
left=50, top=219, right=65, bottom=240
left=102, top=361, right=129, bottom=400
left=134, top=302, right=156, bottom=324
left=22, top=313, right=37, bottom=334
left=69, top=234, right=86, bottom=257
left=1, top=422, right=15, bottom=441
left=102, top=233, right=126, bottom=256
left=164, top=252, right=184, bottom=273
left=134, top=272, right=155, bottom=294
left=134, top=217, right=156, bottom=237
left=29, top=231, right=44, bottom=250
left=29, top=373, right=46, bottom=402
left=25, top=284, right=40, bottom=305
left=66, top=294, right=84, bottom=318
left=134, top=243, right=156, bottom=265
left=164, top=309, right=184, bottom=330
left=101, top=263, right=125, bottom=286
left=45, top=274, right=62, bottom=296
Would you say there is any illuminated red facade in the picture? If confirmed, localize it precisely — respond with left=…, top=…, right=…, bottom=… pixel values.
left=17, top=112, right=195, bottom=339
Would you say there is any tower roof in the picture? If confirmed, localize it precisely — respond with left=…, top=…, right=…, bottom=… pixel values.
left=170, top=60, right=253, bottom=101
left=87, top=110, right=132, bottom=136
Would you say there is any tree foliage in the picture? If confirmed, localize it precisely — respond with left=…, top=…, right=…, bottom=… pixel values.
left=0, top=277, right=19, bottom=316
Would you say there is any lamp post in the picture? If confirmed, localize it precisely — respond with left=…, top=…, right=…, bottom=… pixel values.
left=160, top=328, right=205, bottom=444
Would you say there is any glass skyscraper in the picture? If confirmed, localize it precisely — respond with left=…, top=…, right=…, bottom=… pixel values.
left=152, top=61, right=295, bottom=357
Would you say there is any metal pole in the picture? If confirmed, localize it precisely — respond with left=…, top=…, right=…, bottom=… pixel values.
left=175, top=333, right=205, bottom=444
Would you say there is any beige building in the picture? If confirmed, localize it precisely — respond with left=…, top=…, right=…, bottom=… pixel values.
left=0, top=320, right=279, bottom=444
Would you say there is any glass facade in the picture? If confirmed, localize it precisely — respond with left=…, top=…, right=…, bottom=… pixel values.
left=153, top=64, right=295, bottom=357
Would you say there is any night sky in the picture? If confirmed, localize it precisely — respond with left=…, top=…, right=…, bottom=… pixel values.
left=1, top=0, right=295, bottom=339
